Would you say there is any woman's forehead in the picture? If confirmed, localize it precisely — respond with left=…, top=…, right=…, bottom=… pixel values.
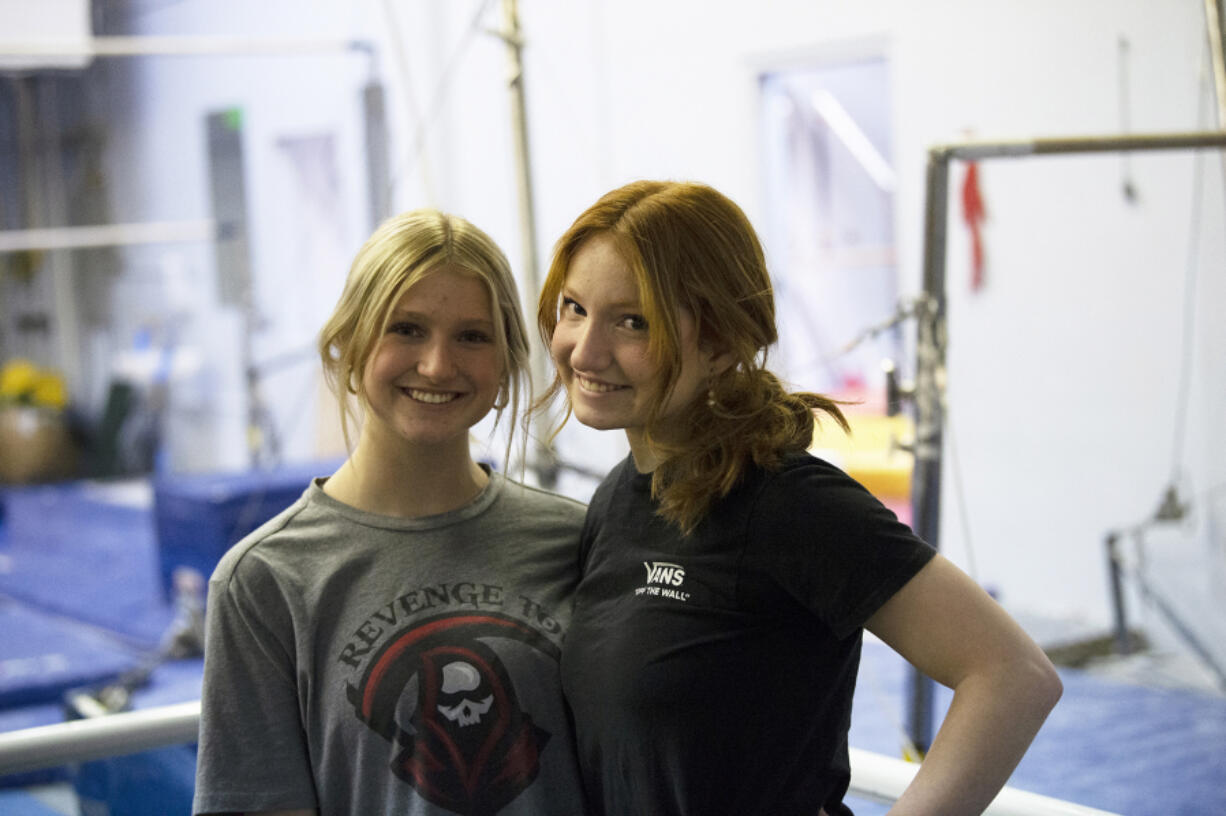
left=388, top=266, right=493, bottom=316
left=566, top=236, right=639, bottom=300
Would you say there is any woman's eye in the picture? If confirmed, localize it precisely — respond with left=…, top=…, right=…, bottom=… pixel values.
left=561, top=297, right=586, bottom=317
left=389, top=322, right=423, bottom=337
left=620, top=315, right=648, bottom=331
left=459, top=330, right=493, bottom=344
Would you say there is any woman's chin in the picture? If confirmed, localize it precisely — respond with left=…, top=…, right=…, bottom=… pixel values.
left=570, top=406, right=629, bottom=433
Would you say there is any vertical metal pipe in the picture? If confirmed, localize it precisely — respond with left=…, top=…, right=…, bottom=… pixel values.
left=1205, top=0, right=1226, bottom=127
left=500, top=0, right=556, bottom=486
left=913, top=150, right=950, bottom=551
left=501, top=0, right=539, bottom=297
left=362, top=81, right=391, bottom=232
left=35, top=78, right=84, bottom=397
left=1204, top=0, right=1226, bottom=204
left=905, top=147, right=951, bottom=755
left=1105, top=532, right=1132, bottom=654
left=205, top=109, right=259, bottom=468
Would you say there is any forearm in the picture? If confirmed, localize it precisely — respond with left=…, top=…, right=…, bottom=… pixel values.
left=886, top=658, right=1062, bottom=816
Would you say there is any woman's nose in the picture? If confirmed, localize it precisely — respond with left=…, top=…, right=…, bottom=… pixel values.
left=564, top=322, right=609, bottom=372
left=417, top=339, right=456, bottom=380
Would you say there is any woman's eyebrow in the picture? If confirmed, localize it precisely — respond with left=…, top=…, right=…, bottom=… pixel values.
left=561, top=289, right=641, bottom=311
left=389, top=308, right=493, bottom=327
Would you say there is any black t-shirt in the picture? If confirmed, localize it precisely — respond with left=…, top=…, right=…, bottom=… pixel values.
left=560, top=451, right=935, bottom=816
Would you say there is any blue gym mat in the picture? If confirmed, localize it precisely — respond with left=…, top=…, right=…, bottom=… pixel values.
left=0, top=464, right=335, bottom=649
left=846, top=638, right=1226, bottom=816
left=0, top=482, right=173, bottom=649
left=0, top=789, right=68, bottom=816
left=0, top=597, right=142, bottom=710
left=152, top=459, right=333, bottom=599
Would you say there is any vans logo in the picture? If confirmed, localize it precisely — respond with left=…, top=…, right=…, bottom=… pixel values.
left=643, top=561, right=686, bottom=587
left=635, top=562, right=691, bottom=602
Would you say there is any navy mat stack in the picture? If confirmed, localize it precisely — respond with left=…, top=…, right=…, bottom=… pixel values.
left=153, top=459, right=339, bottom=599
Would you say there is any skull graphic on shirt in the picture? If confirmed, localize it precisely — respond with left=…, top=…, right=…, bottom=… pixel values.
left=347, top=614, right=555, bottom=815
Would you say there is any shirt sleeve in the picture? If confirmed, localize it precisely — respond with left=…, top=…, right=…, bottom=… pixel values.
left=749, top=457, right=935, bottom=640
left=192, top=549, right=318, bottom=815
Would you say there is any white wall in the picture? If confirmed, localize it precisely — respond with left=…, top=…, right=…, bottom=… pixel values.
left=88, top=0, right=1224, bottom=634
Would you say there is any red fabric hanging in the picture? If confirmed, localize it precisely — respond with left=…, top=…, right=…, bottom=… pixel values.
left=961, top=161, right=986, bottom=291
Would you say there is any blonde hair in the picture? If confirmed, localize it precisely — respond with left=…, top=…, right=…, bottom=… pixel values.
left=538, top=180, right=847, bottom=533
left=319, top=209, right=530, bottom=463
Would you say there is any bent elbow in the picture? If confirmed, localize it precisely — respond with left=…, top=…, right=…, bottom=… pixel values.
left=1031, top=654, right=1064, bottom=712
left=1046, top=664, right=1064, bottom=707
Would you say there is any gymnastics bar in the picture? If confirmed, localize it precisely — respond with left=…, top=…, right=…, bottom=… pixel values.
left=0, top=701, right=1120, bottom=815
left=0, top=700, right=199, bottom=776
left=847, top=748, right=1121, bottom=816
left=0, top=220, right=214, bottom=254
left=906, top=128, right=1226, bottom=753
left=0, top=36, right=369, bottom=58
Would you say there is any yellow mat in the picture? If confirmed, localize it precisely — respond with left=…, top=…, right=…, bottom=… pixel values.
left=810, top=413, right=913, bottom=500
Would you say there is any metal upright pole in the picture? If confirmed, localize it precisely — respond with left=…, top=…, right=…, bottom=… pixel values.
left=905, top=147, right=952, bottom=756
left=1204, top=0, right=1226, bottom=199
left=1105, top=532, right=1134, bottom=654
left=899, top=128, right=1226, bottom=756
left=363, top=79, right=391, bottom=231
left=499, top=0, right=557, bottom=487
left=1205, top=0, right=1226, bottom=126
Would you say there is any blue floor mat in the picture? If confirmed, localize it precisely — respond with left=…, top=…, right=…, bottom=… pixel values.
left=849, top=638, right=1226, bottom=815
left=0, top=789, right=67, bottom=816
left=0, top=482, right=174, bottom=649
left=1010, top=669, right=1226, bottom=816
left=0, top=597, right=142, bottom=710
left=0, top=598, right=145, bottom=790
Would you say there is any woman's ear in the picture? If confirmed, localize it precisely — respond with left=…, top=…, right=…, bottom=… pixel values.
left=695, top=320, right=733, bottom=375
left=704, top=348, right=735, bottom=377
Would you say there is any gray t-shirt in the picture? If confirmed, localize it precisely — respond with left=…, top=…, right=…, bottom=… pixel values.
left=193, top=471, right=589, bottom=815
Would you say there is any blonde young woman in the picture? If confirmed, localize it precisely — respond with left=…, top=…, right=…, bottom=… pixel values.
left=538, top=180, right=1062, bottom=816
left=194, top=210, right=588, bottom=816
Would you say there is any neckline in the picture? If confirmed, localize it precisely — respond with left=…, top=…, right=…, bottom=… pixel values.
left=312, top=466, right=503, bottom=530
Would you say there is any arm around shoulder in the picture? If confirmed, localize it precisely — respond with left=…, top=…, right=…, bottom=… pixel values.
left=865, top=554, right=1063, bottom=816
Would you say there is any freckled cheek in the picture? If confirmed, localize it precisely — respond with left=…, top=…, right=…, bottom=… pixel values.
left=362, top=349, right=397, bottom=391
left=549, top=330, right=574, bottom=371
left=480, top=355, right=504, bottom=388
left=622, top=350, right=657, bottom=390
